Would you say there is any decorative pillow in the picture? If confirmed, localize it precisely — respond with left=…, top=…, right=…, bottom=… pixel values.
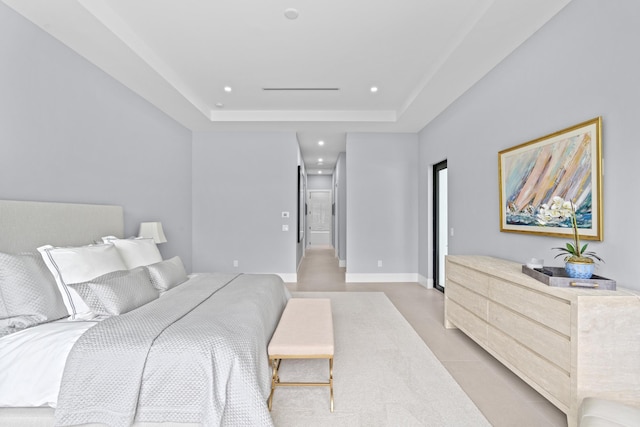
left=0, top=252, right=68, bottom=336
left=102, top=236, right=162, bottom=269
left=68, top=267, right=158, bottom=316
left=146, top=256, right=188, bottom=293
left=37, top=243, right=127, bottom=320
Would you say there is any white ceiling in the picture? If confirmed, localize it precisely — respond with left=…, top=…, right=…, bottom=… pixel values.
left=4, top=0, right=571, bottom=174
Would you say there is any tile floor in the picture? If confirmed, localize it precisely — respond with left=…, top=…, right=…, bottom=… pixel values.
left=286, top=246, right=567, bottom=427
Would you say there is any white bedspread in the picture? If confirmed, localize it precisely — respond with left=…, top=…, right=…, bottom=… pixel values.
left=0, top=319, right=95, bottom=407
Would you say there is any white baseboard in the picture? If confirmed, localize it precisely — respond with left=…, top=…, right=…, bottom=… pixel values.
left=418, top=275, right=434, bottom=289
left=338, top=259, right=346, bottom=268
left=277, top=273, right=297, bottom=283
left=345, top=273, right=420, bottom=283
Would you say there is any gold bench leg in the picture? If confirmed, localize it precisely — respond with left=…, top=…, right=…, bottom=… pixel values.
left=268, top=357, right=334, bottom=412
left=268, top=358, right=281, bottom=411
left=329, top=357, right=334, bottom=412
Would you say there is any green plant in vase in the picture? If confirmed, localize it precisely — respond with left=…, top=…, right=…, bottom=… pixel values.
left=540, top=197, right=603, bottom=279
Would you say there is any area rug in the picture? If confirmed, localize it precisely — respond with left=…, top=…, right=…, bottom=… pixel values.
left=270, top=292, right=490, bottom=426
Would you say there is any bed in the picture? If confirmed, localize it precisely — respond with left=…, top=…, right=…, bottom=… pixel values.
left=0, top=200, right=290, bottom=427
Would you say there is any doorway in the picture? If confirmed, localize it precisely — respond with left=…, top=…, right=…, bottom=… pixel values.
left=433, top=160, right=448, bottom=292
left=307, top=190, right=332, bottom=246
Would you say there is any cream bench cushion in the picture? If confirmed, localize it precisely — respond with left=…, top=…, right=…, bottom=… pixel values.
left=268, top=298, right=334, bottom=357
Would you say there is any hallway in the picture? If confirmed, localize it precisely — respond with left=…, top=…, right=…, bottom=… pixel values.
left=294, top=246, right=346, bottom=290
left=286, top=247, right=566, bottom=427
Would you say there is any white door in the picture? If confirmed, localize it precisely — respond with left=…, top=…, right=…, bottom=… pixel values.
left=307, top=190, right=332, bottom=246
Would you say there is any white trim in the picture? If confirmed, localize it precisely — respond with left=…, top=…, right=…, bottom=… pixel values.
left=276, top=273, right=297, bottom=283
left=338, top=259, right=346, bottom=268
left=345, top=273, right=419, bottom=283
left=210, top=109, right=396, bottom=123
left=418, top=275, right=434, bottom=289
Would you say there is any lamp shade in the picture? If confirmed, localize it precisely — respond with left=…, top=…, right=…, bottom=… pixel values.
left=138, top=222, right=167, bottom=244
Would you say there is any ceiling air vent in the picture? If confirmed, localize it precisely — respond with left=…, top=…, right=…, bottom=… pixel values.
left=262, top=88, right=340, bottom=91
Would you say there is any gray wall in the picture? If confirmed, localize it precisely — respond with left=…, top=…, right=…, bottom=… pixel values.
left=334, top=153, right=347, bottom=263
left=0, top=3, right=193, bottom=268
left=347, top=134, right=418, bottom=275
left=192, top=131, right=299, bottom=278
left=418, top=0, right=640, bottom=290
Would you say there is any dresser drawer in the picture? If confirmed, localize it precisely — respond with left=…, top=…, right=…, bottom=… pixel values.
left=446, top=280, right=488, bottom=321
left=488, top=302, right=570, bottom=372
left=488, top=277, right=571, bottom=336
left=446, top=263, right=489, bottom=296
left=446, top=299, right=488, bottom=346
left=488, top=326, right=570, bottom=409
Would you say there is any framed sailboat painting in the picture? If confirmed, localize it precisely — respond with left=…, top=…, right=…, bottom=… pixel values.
left=498, top=117, right=603, bottom=240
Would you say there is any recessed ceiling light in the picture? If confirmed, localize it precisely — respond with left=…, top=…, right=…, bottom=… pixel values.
left=224, top=86, right=232, bottom=93
left=370, top=86, right=378, bottom=93
left=318, top=171, right=323, bottom=174
left=318, top=140, right=325, bottom=146
left=215, top=103, right=224, bottom=108
left=318, top=158, right=323, bottom=162
left=284, top=8, right=299, bottom=20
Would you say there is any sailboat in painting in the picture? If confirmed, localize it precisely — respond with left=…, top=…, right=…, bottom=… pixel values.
left=503, top=130, right=593, bottom=230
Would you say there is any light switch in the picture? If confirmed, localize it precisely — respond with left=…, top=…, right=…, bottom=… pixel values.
left=282, top=225, right=289, bottom=231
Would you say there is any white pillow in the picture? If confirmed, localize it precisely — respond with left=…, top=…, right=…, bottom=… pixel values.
left=37, top=243, right=127, bottom=320
left=102, top=236, right=162, bottom=269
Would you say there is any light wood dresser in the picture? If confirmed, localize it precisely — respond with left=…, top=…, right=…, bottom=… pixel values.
left=444, top=255, right=640, bottom=427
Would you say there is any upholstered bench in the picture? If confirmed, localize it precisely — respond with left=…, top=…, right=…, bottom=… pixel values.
left=267, top=298, right=334, bottom=412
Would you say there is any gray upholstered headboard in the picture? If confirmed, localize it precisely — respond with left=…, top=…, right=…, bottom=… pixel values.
left=0, top=200, right=124, bottom=253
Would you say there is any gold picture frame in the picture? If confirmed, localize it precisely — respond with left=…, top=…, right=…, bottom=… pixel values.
left=498, top=117, right=603, bottom=240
